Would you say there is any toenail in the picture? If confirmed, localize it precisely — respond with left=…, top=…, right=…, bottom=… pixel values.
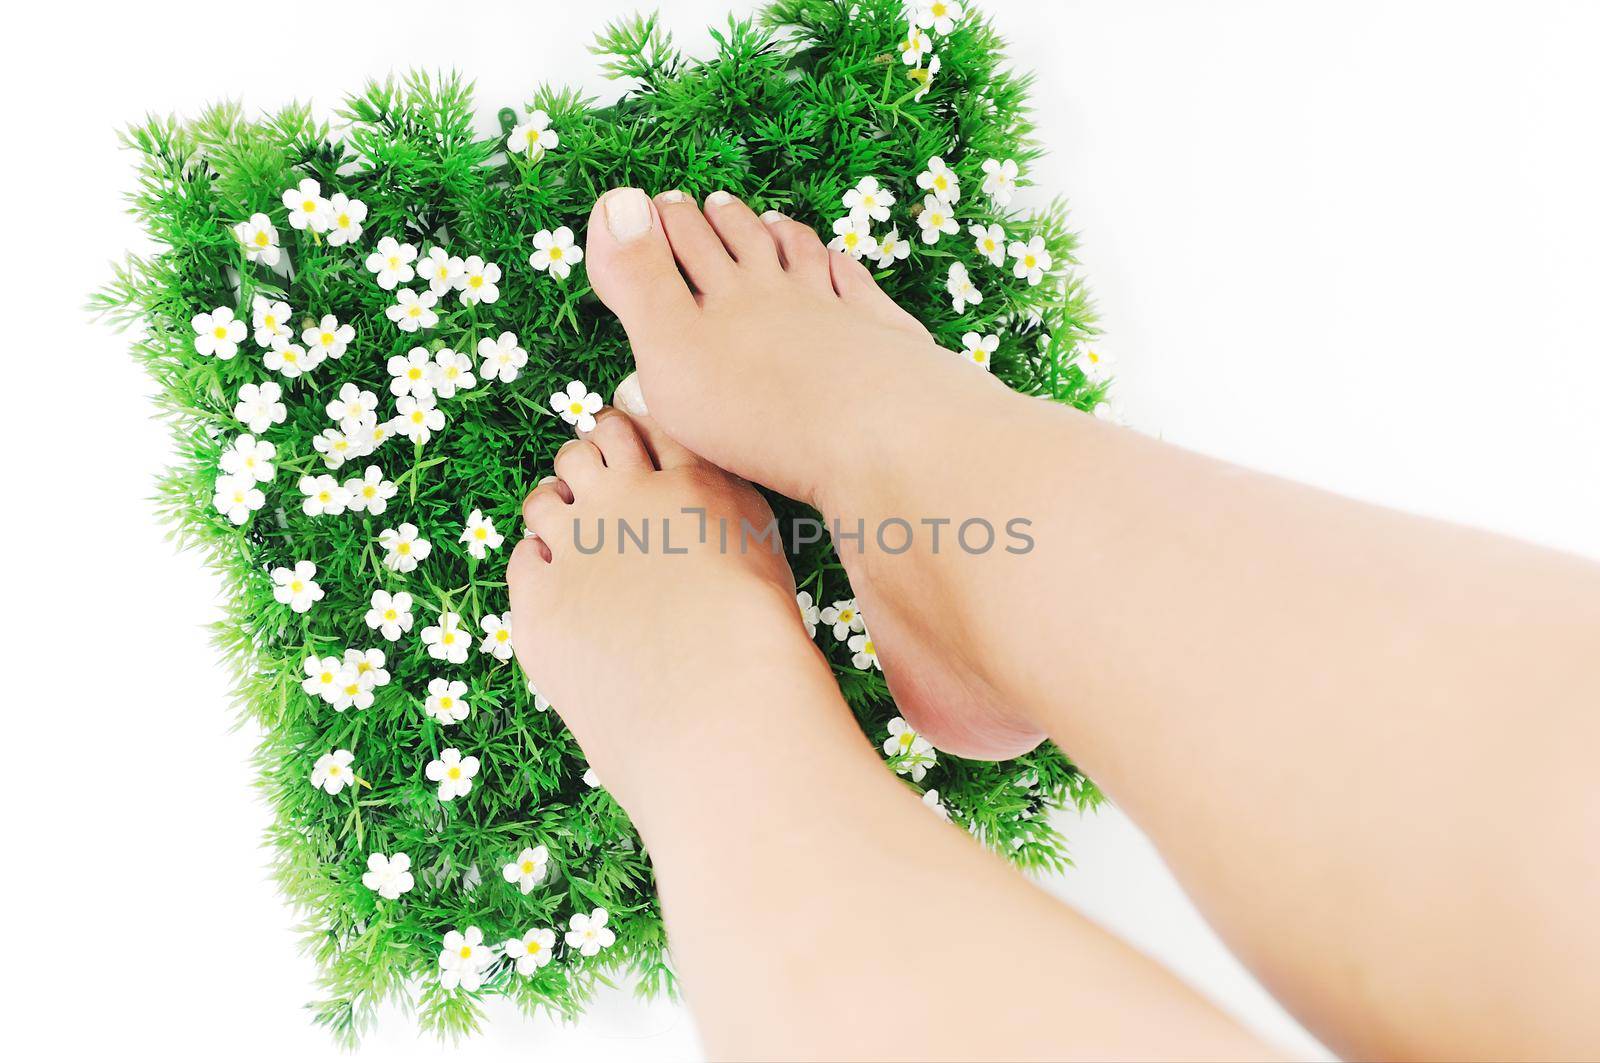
left=759, top=210, right=787, bottom=225
left=537, top=475, right=559, bottom=486
left=604, top=188, right=653, bottom=241
left=706, top=190, right=734, bottom=206
left=613, top=372, right=648, bottom=415
left=658, top=189, right=686, bottom=204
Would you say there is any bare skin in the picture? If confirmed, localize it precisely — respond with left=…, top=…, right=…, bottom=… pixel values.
left=574, top=186, right=1600, bottom=1060
left=506, top=411, right=1272, bottom=1061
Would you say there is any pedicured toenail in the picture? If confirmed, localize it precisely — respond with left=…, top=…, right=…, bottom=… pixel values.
left=604, top=188, right=653, bottom=241
left=658, top=189, right=686, bottom=204
left=613, top=372, right=648, bottom=415
left=706, top=190, right=734, bottom=206
left=537, top=475, right=559, bottom=486
left=759, top=210, right=787, bottom=225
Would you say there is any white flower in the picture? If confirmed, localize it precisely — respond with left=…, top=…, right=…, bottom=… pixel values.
left=192, top=305, right=246, bottom=359
left=1093, top=400, right=1125, bottom=424
left=921, top=788, right=951, bottom=822
left=501, top=845, right=549, bottom=894
left=379, top=523, right=432, bottom=572
left=365, top=589, right=415, bottom=641
left=1077, top=344, right=1112, bottom=383
left=299, top=474, right=350, bottom=516
left=916, top=194, right=957, bottom=244
left=365, top=237, right=417, bottom=290
left=583, top=766, right=601, bottom=789
left=507, top=109, right=559, bottom=158
left=426, top=747, right=479, bottom=801
left=422, top=611, right=470, bottom=664
left=394, top=393, right=444, bottom=444
left=302, top=654, right=343, bottom=703
left=344, top=647, right=391, bottom=690
left=212, top=474, right=265, bottom=525
left=429, top=348, right=477, bottom=398
left=797, top=591, right=821, bottom=638
left=910, top=53, right=940, bottom=101
left=312, top=426, right=359, bottom=469
left=303, top=314, right=355, bottom=360
left=528, top=226, right=584, bottom=280
left=350, top=417, right=395, bottom=456
left=884, top=716, right=937, bottom=781
left=565, top=909, right=615, bottom=957
left=386, top=288, right=439, bottom=332
left=461, top=509, right=504, bottom=560
left=819, top=598, right=865, bottom=641
left=981, top=158, right=1020, bottom=205
left=220, top=434, right=276, bottom=483
left=504, top=927, right=557, bottom=974
left=234, top=382, right=287, bottom=433
left=458, top=256, right=501, bottom=306
left=959, top=331, right=999, bottom=370
left=848, top=630, right=881, bottom=671
left=324, top=193, right=367, bottom=246
left=264, top=342, right=321, bottom=378
left=872, top=228, right=910, bottom=268
left=425, top=677, right=471, bottom=725
left=527, top=681, right=553, bottom=713
left=916, top=156, right=961, bottom=204
left=387, top=346, right=436, bottom=399
left=250, top=295, right=292, bottom=348
left=897, top=23, right=932, bottom=65
left=344, top=465, right=397, bottom=515
left=475, top=612, right=515, bottom=661
left=828, top=215, right=878, bottom=260
left=477, top=331, right=528, bottom=383
left=913, top=0, right=963, bottom=35
left=272, top=560, right=323, bottom=613
left=362, top=852, right=414, bottom=899
left=842, top=176, right=895, bottom=223
left=234, top=213, right=281, bottom=266
left=550, top=381, right=602, bottom=432
left=417, top=247, right=465, bottom=296
left=282, top=178, right=331, bottom=231
left=969, top=223, right=1006, bottom=267
left=1009, top=236, right=1052, bottom=286
left=311, top=749, right=356, bottom=794
left=329, top=666, right=375, bottom=712
left=437, top=926, right=490, bottom=990
left=326, top=383, right=378, bottom=430
left=947, top=260, right=982, bottom=313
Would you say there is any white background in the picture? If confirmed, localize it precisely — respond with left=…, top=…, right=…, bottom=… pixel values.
left=7, top=1, right=1597, bottom=1058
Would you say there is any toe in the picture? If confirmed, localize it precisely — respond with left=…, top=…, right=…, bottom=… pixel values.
left=761, top=212, right=832, bottom=291
left=580, top=408, right=652, bottom=472
left=655, top=191, right=739, bottom=294
left=520, top=483, right=570, bottom=554
left=584, top=187, right=700, bottom=342
left=828, top=249, right=879, bottom=301
left=611, top=372, right=700, bottom=470
left=552, top=438, right=604, bottom=493
left=829, top=250, right=931, bottom=337
left=702, top=190, right=780, bottom=270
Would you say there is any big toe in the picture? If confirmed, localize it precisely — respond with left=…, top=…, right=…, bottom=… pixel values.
left=612, top=373, right=705, bottom=471
left=585, top=187, right=699, bottom=344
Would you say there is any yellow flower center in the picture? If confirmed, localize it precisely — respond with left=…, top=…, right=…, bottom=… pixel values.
left=440, top=697, right=453, bottom=709
left=328, top=765, right=341, bottom=775
left=320, top=332, right=333, bottom=345
left=408, top=367, right=423, bottom=379
left=290, top=580, right=305, bottom=592
left=458, top=945, right=472, bottom=958
left=495, top=630, right=509, bottom=642
left=863, top=640, right=876, bottom=655
left=383, top=609, right=397, bottom=621
left=550, top=247, right=564, bottom=260
left=397, top=543, right=411, bottom=554
left=568, top=401, right=584, bottom=415
left=337, top=213, right=350, bottom=227
left=255, top=232, right=269, bottom=246
left=284, top=350, right=299, bottom=362
left=447, top=766, right=461, bottom=779
left=521, top=861, right=534, bottom=874
left=302, top=199, right=317, bottom=212
left=1024, top=255, right=1036, bottom=268
left=469, top=275, right=483, bottom=287
left=407, top=306, right=421, bottom=318
left=213, top=326, right=228, bottom=339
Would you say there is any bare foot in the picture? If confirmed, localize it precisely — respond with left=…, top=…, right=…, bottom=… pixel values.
left=506, top=407, right=815, bottom=800
left=583, top=187, right=1046, bottom=759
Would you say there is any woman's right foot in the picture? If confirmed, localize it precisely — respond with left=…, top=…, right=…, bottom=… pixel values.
left=584, top=187, right=1048, bottom=759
